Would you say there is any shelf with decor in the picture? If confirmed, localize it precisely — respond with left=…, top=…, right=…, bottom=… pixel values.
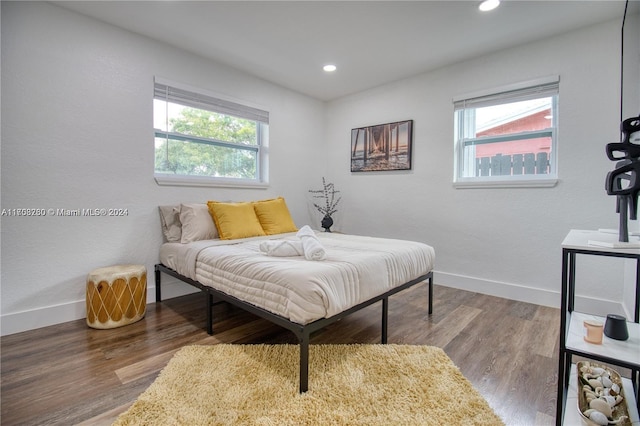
left=556, top=230, right=640, bottom=426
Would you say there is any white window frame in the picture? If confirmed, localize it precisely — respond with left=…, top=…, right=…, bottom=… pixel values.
left=153, top=77, right=269, bottom=188
left=453, top=76, right=560, bottom=189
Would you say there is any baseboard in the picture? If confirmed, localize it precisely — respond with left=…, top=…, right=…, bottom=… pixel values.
left=434, top=270, right=627, bottom=316
left=2, top=271, right=628, bottom=336
left=0, top=277, right=198, bottom=336
left=434, top=271, right=560, bottom=308
left=1, top=299, right=89, bottom=337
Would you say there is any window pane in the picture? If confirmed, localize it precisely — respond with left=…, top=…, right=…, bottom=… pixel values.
left=155, top=136, right=257, bottom=179
left=154, top=100, right=257, bottom=146
left=473, top=135, right=552, bottom=162
left=456, top=95, right=556, bottom=181
left=153, top=79, right=268, bottom=186
left=465, top=137, right=552, bottom=176
left=474, top=97, right=553, bottom=137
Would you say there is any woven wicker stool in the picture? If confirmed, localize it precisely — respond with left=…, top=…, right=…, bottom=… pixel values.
left=86, top=264, right=147, bottom=329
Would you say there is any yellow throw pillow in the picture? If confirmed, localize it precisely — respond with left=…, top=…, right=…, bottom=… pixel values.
left=253, top=197, right=298, bottom=235
left=207, top=201, right=266, bottom=240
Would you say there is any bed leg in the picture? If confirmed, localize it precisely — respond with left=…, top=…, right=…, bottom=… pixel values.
left=155, top=265, right=162, bottom=302
left=206, top=291, right=213, bottom=335
left=299, top=332, right=309, bottom=393
left=381, top=297, right=388, bottom=344
left=428, top=275, right=433, bottom=315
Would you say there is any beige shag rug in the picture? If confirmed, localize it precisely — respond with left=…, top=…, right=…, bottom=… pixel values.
left=114, top=344, right=503, bottom=426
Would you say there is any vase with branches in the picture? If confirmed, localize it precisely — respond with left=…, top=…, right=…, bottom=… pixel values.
left=309, top=177, right=341, bottom=232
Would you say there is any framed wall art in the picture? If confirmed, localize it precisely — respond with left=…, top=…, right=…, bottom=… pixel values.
left=351, top=120, right=413, bottom=172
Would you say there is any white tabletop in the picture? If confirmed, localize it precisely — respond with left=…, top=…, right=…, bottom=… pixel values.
left=562, top=229, right=640, bottom=254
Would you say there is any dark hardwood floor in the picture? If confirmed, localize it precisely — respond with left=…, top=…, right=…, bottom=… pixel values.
left=1, top=283, right=560, bottom=425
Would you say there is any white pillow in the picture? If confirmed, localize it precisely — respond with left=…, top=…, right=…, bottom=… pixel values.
left=158, top=205, right=182, bottom=243
left=179, top=203, right=219, bottom=243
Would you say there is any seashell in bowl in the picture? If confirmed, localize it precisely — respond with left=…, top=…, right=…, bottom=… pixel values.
left=577, top=361, right=630, bottom=426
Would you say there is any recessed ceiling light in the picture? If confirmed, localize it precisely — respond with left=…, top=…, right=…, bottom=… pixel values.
left=479, top=0, right=500, bottom=12
left=323, top=64, right=337, bottom=72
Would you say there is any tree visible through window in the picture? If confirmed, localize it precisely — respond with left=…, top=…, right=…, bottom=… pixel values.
left=154, top=79, right=268, bottom=185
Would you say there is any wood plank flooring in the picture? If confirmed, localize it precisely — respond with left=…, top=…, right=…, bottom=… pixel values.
left=1, top=283, right=560, bottom=425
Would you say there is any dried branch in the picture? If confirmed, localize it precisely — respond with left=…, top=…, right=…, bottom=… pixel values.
left=309, top=177, right=341, bottom=217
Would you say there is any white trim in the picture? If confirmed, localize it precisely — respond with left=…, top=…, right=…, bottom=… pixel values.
left=453, top=177, right=558, bottom=189
left=434, top=270, right=560, bottom=308
left=1, top=300, right=87, bottom=336
left=4, top=270, right=626, bottom=336
left=434, top=270, right=625, bottom=315
left=154, top=173, right=269, bottom=189
left=0, top=279, right=198, bottom=336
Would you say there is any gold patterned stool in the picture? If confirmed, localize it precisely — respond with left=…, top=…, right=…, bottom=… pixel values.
left=86, top=264, right=147, bottom=329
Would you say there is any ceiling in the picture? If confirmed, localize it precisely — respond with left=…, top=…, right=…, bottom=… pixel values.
left=53, top=1, right=634, bottom=101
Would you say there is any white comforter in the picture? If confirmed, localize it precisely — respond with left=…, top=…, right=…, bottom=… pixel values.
left=160, top=232, right=435, bottom=325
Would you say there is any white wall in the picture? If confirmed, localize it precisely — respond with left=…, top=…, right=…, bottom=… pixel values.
left=2, top=2, right=638, bottom=336
left=0, top=2, right=326, bottom=335
left=325, top=16, right=637, bottom=313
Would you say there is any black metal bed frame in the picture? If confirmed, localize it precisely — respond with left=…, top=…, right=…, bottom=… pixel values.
left=155, top=263, right=433, bottom=393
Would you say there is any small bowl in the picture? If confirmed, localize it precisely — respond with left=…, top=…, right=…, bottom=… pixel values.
left=577, top=361, right=630, bottom=426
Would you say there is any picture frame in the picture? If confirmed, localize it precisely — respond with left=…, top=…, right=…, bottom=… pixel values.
left=351, top=120, right=413, bottom=172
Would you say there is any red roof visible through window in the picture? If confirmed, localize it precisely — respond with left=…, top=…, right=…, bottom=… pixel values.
left=475, top=109, right=551, bottom=158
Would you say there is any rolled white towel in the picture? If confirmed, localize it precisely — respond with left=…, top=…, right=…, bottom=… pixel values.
left=260, top=240, right=304, bottom=257
left=296, top=225, right=326, bottom=261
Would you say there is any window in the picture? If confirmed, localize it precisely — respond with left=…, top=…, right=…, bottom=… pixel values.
left=453, top=77, right=559, bottom=188
left=153, top=78, right=269, bottom=187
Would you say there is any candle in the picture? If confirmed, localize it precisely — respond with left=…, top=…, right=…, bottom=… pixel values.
left=583, top=319, right=604, bottom=344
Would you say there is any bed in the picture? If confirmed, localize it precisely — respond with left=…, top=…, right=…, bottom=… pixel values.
left=156, top=200, right=435, bottom=392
